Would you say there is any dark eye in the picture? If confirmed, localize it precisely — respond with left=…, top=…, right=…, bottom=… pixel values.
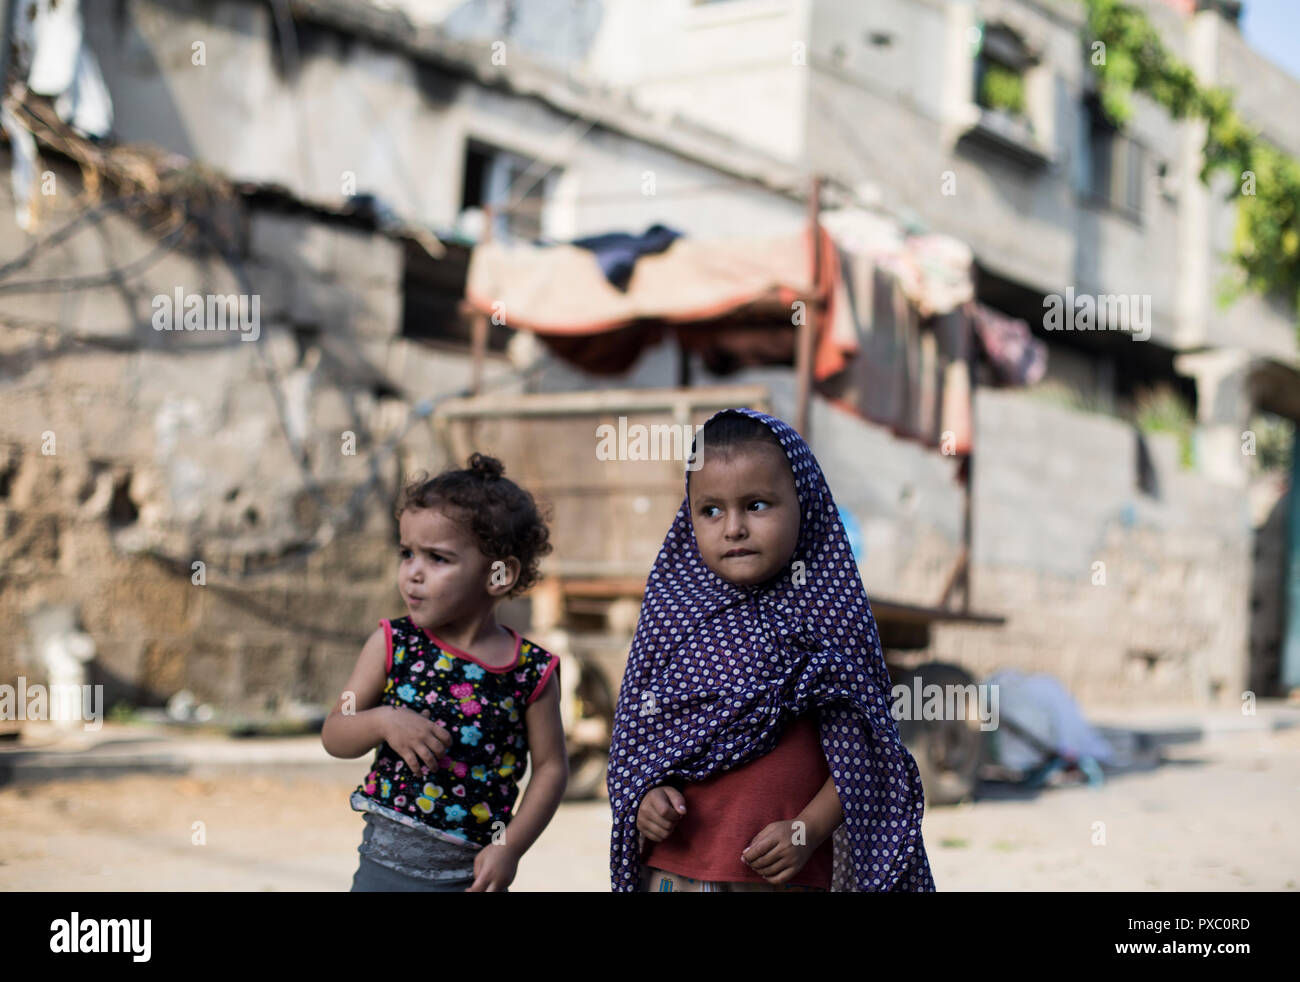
left=398, top=548, right=412, bottom=560
left=749, top=500, right=770, bottom=512
left=701, top=505, right=721, bottom=518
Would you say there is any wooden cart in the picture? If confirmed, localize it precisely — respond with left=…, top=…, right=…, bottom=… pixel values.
left=434, top=384, right=1002, bottom=803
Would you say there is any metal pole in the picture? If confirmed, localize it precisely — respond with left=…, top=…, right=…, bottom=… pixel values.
left=471, top=204, right=494, bottom=395
left=795, top=174, right=822, bottom=439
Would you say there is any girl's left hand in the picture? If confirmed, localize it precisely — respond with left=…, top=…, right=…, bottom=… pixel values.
left=741, top=821, right=814, bottom=885
left=465, top=842, right=519, bottom=892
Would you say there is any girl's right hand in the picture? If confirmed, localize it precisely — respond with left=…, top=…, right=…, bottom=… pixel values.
left=385, top=707, right=453, bottom=776
left=637, top=785, right=687, bottom=843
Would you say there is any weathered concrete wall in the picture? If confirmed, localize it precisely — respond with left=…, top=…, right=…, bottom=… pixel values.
left=3, top=0, right=1279, bottom=719
left=1247, top=472, right=1288, bottom=698
left=585, top=0, right=813, bottom=164
left=2, top=0, right=807, bottom=719
left=532, top=344, right=1255, bottom=705
left=932, top=387, right=1251, bottom=707
left=805, top=0, right=1190, bottom=345
left=85, top=0, right=809, bottom=242
left=580, top=0, right=1300, bottom=363
left=0, top=155, right=522, bottom=717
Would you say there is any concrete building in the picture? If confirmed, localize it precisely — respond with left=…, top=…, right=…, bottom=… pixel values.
left=0, top=0, right=815, bottom=719
left=449, top=0, right=1300, bottom=705
left=1, top=0, right=1295, bottom=722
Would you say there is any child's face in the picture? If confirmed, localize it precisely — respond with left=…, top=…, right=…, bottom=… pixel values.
left=397, top=506, right=502, bottom=632
left=688, top=442, right=801, bottom=587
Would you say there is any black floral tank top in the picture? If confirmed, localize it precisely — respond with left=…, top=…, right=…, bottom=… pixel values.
left=350, top=616, right=559, bottom=848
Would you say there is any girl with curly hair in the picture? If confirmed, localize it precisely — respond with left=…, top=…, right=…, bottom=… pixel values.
left=322, top=453, right=567, bottom=892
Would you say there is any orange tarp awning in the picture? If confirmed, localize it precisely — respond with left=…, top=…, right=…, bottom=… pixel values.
left=464, top=226, right=855, bottom=380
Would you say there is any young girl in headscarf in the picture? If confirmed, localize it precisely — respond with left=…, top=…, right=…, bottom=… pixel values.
left=606, top=408, right=935, bottom=892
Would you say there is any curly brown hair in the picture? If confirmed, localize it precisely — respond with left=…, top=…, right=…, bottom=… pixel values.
left=394, top=453, right=552, bottom=599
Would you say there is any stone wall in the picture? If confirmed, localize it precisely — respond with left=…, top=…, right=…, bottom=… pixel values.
left=0, top=155, right=521, bottom=717
left=683, top=372, right=1256, bottom=707
left=932, top=388, right=1252, bottom=708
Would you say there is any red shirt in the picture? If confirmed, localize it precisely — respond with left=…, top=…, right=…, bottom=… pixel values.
left=643, top=713, right=835, bottom=888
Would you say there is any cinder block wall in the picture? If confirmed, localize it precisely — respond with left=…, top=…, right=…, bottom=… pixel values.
left=932, top=388, right=1251, bottom=707
left=714, top=374, right=1253, bottom=707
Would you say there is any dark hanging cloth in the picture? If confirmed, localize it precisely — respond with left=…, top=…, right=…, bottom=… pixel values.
left=571, top=224, right=683, bottom=290
left=970, top=303, right=1048, bottom=386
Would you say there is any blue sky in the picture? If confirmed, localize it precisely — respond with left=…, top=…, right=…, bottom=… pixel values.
left=1239, top=0, right=1300, bottom=81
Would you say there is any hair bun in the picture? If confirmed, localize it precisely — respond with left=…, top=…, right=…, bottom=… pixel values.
left=468, top=453, right=505, bottom=480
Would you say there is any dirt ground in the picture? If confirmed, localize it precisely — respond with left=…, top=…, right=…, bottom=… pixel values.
left=2, top=725, right=1297, bottom=891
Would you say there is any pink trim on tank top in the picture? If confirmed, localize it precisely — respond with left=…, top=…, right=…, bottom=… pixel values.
left=528, top=654, right=560, bottom=705
left=418, top=623, right=523, bottom=673
left=380, top=619, right=395, bottom=674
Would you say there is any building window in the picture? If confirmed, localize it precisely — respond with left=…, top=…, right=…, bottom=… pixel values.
left=400, top=238, right=512, bottom=352
left=958, top=20, right=1051, bottom=167
left=973, top=23, right=1032, bottom=123
left=1083, top=93, right=1144, bottom=216
left=460, top=140, right=557, bottom=243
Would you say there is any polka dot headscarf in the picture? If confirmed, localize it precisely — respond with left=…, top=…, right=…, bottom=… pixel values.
left=606, top=408, right=935, bottom=892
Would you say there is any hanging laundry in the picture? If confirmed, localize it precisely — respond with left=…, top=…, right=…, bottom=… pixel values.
left=905, top=235, right=976, bottom=318
left=464, top=228, right=856, bottom=378
left=971, top=302, right=1048, bottom=386
left=819, top=266, right=924, bottom=441
left=820, top=208, right=974, bottom=317
left=935, top=310, right=973, bottom=455
left=571, top=223, right=682, bottom=289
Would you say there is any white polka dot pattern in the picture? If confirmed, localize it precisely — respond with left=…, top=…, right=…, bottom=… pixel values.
left=606, top=408, right=936, bottom=892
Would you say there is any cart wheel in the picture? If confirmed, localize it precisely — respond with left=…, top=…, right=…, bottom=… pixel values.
left=893, top=662, right=987, bottom=806
left=565, top=750, right=609, bottom=801
left=562, top=656, right=615, bottom=801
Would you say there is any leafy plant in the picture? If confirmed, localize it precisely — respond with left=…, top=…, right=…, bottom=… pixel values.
left=108, top=701, right=137, bottom=724
left=1248, top=412, right=1294, bottom=474
left=1082, top=0, right=1300, bottom=343
left=1134, top=383, right=1195, bottom=468
left=1024, top=378, right=1118, bottom=417
left=981, top=63, right=1027, bottom=116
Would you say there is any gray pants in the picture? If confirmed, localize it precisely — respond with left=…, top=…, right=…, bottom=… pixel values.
left=350, top=854, right=477, bottom=892
left=349, top=810, right=505, bottom=892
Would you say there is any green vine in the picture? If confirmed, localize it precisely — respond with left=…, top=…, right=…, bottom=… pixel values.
left=1082, top=0, right=1300, bottom=342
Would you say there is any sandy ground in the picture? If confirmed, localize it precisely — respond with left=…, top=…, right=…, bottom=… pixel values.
left=1, top=725, right=1297, bottom=892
